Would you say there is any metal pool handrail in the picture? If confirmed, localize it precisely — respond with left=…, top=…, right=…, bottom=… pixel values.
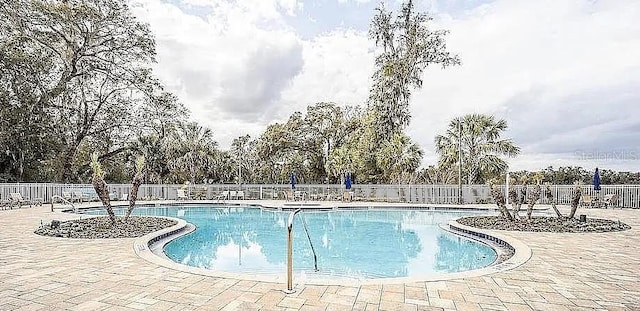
left=300, top=216, right=318, bottom=272
left=285, top=208, right=319, bottom=294
left=50, top=195, right=76, bottom=213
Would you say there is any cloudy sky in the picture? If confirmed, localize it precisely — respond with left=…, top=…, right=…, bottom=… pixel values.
left=129, top=0, right=640, bottom=172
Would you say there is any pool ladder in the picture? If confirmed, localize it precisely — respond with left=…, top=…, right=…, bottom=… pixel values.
left=285, top=209, right=318, bottom=294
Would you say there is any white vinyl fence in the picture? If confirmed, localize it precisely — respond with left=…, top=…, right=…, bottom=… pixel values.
left=1, top=183, right=639, bottom=208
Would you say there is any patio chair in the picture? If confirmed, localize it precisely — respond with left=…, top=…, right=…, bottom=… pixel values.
left=193, top=186, right=207, bottom=200
left=603, top=193, right=620, bottom=208
left=283, top=190, right=294, bottom=201
left=215, top=191, right=229, bottom=202
left=72, top=191, right=85, bottom=203
left=1, top=198, right=15, bottom=210
left=229, top=191, right=237, bottom=200
left=342, top=191, right=353, bottom=202
left=236, top=191, right=245, bottom=200
left=294, top=190, right=307, bottom=201
left=108, top=192, right=118, bottom=201
left=10, top=193, right=34, bottom=208
left=580, top=195, right=595, bottom=208
left=176, top=189, right=188, bottom=200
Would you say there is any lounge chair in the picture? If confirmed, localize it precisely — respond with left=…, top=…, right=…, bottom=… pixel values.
left=193, top=186, right=207, bottom=200
left=62, top=191, right=73, bottom=202
left=603, top=194, right=620, bottom=208
left=176, top=189, right=188, bottom=200
left=109, top=192, right=118, bottom=201
left=283, top=190, right=294, bottom=201
left=294, top=191, right=306, bottom=201
left=580, top=195, right=595, bottom=208
left=10, top=193, right=35, bottom=208
left=342, top=191, right=353, bottom=202
left=215, top=191, right=229, bottom=202
left=1, top=198, right=15, bottom=210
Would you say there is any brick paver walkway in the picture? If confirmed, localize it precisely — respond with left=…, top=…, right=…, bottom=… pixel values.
left=1, top=205, right=639, bottom=310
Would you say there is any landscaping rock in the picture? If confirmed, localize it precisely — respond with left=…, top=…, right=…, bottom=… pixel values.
left=35, top=216, right=177, bottom=239
left=458, top=216, right=631, bottom=233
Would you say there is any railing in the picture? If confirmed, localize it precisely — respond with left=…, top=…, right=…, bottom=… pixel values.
left=50, top=195, right=76, bottom=212
left=285, top=209, right=318, bottom=294
left=1, top=183, right=639, bottom=208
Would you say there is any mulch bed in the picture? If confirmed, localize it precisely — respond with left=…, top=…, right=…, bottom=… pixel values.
left=457, top=216, right=631, bottom=233
left=34, top=216, right=177, bottom=238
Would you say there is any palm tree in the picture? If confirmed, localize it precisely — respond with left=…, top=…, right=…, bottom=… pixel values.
left=90, top=153, right=115, bottom=225
left=125, top=156, right=145, bottom=220
left=326, top=145, right=357, bottom=184
left=376, top=132, right=423, bottom=183
left=435, top=114, right=520, bottom=184
left=231, top=135, right=256, bottom=184
left=166, top=122, right=218, bottom=183
left=419, top=165, right=458, bottom=184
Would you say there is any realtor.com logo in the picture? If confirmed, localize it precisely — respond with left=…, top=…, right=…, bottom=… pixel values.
left=575, top=150, right=639, bottom=161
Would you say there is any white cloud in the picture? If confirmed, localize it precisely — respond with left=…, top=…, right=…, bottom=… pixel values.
left=131, top=0, right=640, bottom=172
left=407, top=0, right=640, bottom=171
left=130, top=0, right=305, bottom=145
left=180, top=0, right=303, bottom=17
left=280, top=29, right=375, bottom=108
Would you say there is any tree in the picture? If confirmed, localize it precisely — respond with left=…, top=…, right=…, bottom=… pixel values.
left=525, top=173, right=543, bottom=220
left=305, top=103, right=346, bottom=180
left=568, top=186, right=581, bottom=219
left=0, top=1, right=63, bottom=181
left=490, top=184, right=513, bottom=221
left=544, top=185, right=564, bottom=218
left=252, top=105, right=362, bottom=184
left=329, top=110, right=384, bottom=183
left=302, top=103, right=363, bottom=183
left=376, top=132, right=423, bottom=183
left=125, top=155, right=144, bottom=220
left=418, top=165, right=457, bottom=184
left=90, top=152, right=115, bottom=225
left=231, top=135, right=256, bottom=184
left=368, top=0, right=460, bottom=138
left=435, top=114, right=520, bottom=184
left=1, top=0, right=166, bottom=182
left=166, top=122, right=219, bottom=183
left=326, top=145, right=356, bottom=184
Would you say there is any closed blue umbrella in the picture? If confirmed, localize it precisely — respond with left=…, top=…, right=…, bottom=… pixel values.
left=593, top=168, right=601, bottom=191
left=290, top=172, right=296, bottom=190
left=345, top=172, right=352, bottom=190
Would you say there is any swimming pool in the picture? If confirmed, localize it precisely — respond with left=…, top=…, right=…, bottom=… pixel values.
left=84, top=206, right=498, bottom=279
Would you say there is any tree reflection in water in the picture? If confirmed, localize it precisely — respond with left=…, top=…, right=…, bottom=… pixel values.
left=162, top=207, right=496, bottom=278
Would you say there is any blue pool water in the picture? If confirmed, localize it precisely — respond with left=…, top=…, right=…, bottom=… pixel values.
left=84, top=206, right=497, bottom=278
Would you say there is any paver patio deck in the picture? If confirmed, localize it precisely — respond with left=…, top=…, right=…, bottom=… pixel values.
left=1, top=204, right=639, bottom=310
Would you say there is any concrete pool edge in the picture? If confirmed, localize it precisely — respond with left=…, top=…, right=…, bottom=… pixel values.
left=129, top=204, right=532, bottom=286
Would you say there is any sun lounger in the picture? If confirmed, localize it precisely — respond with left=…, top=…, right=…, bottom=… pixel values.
left=215, top=191, right=229, bottom=202
left=602, top=193, right=620, bottom=208
left=176, top=189, right=188, bottom=200
left=342, top=191, right=354, bottom=202
left=1, top=199, right=16, bottom=210
left=580, top=195, right=595, bottom=208
left=283, top=190, right=294, bottom=201
left=9, top=193, right=36, bottom=208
